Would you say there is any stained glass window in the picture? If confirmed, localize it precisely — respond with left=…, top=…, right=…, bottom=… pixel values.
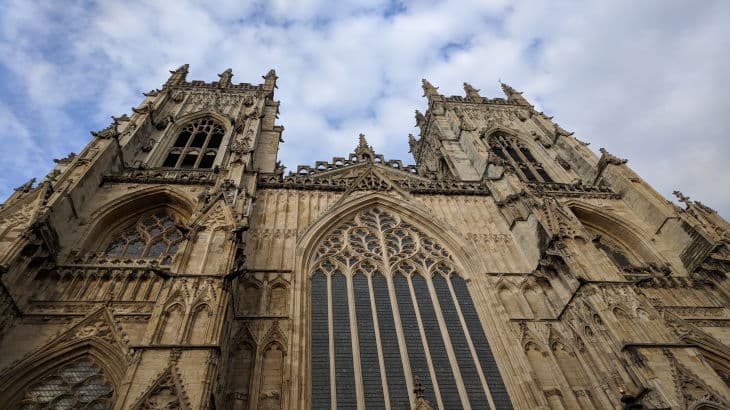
left=162, top=117, right=224, bottom=169
left=488, top=132, right=553, bottom=183
left=104, top=211, right=182, bottom=264
left=309, top=207, right=511, bottom=409
left=18, top=358, right=113, bottom=409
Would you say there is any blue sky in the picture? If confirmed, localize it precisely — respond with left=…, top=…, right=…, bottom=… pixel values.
left=1, top=0, right=729, bottom=218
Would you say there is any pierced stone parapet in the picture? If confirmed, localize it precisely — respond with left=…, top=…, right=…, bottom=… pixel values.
left=527, top=181, right=621, bottom=199
left=103, top=167, right=218, bottom=186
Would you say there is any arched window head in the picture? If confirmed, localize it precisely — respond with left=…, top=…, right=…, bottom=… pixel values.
left=17, top=358, right=113, bottom=409
left=488, top=132, right=552, bottom=183
left=163, top=117, right=225, bottom=168
left=104, top=211, right=183, bottom=264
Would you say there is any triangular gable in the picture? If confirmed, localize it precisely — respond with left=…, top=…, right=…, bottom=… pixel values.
left=190, top=197, right=235, bottom=230
left=0, top=306, right=130, bottom=392
left=130, top=364, right=192, bottom=409
left=0, top=182, right=52, bottom=233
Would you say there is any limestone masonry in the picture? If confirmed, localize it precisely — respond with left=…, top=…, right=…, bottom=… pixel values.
left=0, top=65, right=729, bottom=409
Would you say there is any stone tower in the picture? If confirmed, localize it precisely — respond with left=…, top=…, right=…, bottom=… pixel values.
left=0, top=67, right=729, bottom=409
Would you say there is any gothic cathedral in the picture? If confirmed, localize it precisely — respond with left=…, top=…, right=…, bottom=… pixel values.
left=0, top=65, right=729, bottom=410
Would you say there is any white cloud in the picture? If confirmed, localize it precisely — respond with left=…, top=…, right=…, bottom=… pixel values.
left=0, top=0, right=728, bottom=218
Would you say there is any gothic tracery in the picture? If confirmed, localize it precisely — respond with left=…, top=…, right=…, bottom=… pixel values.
left=309, top=207, right=510, bottom=409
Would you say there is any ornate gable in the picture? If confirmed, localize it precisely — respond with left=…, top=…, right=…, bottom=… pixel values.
left=258, top=134, right=491, bottom=196
left=131, top=363, right=192, bottom=410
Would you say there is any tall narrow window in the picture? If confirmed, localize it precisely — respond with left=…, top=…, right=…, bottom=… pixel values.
left=488, top=132, right=553, bottom=183
left=104, top=211, right=183, bottom=264
left=162, top=117, right=225, bottom=169
left=309, top=207, right=511, bottom=409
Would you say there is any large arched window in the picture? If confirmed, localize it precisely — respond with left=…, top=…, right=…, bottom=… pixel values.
left=488, top=132, right=552, bottom=183
left=309, top=207, right=511, bottom=409
left=103, top=211, right=183, bottom=265
left=162, top=117, right=224, bottom=169
left=17, top=358, right=113, bottom=409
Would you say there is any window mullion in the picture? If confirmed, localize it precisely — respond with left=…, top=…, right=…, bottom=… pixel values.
left=177, top=123, right=197, bottom=167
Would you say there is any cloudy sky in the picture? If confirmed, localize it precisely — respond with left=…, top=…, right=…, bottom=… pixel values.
left=1, top=1, right=728, bottom=218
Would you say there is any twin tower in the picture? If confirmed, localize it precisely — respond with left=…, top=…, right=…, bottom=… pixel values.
left=0, top=65, right=728, bottom=409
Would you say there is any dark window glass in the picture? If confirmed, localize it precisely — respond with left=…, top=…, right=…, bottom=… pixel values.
left=394, top=274, right=437, bottom=407
left=488, top=132, right=552, bottom=183
left=310, top=273, right=331, bottom=409
left=520, top=164, right=537, bottom=182
left=353, top=274, right=385, bottom=408
left=520, top=147, right=536, bottom=162
left=452, top=276, right=512, bottom=409
left=433, top=275, right=489, bottom=409
left=163, top=118, right=224, bottom=168
left=372, top=273, right=409, bottom=409
left=191, top=131, right=207, bottom=147
left=208, top=131, right=223, bottom=148
left=174, top=131, right=190, bottom=147
left=412, top=274, right=462, bottom=409
left=181, top=153, right=198, bottom=168
left=536, top=167, right=553, bottom=183
left=332, top=272, right=356, bottom=408
left=162, top=153, right=180, bottom=167
left=199, top=152, right=216, bottom=169
left=505, top=146, right=523, bottom=164
left=493, top=147, right=507, bottom=160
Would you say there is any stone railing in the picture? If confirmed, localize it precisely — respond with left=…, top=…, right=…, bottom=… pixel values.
left=103, top=167, right=218, bottom=185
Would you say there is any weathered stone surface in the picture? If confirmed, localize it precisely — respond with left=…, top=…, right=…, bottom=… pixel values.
left=0, top=68, right=728, bottom=409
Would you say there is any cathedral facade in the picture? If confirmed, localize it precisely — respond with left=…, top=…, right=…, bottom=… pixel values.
left=0, top=65, right=729, bottom=409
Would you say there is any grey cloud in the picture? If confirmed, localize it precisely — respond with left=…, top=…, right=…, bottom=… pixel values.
left=0, top=1, right=728, bottom=218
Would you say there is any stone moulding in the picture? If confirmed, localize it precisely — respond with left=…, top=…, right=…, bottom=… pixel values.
left=103, top=167, right=218, bottom=186
left=527, top=182, right=621, bottom=199
left=257, top=172, right=492, bottom=196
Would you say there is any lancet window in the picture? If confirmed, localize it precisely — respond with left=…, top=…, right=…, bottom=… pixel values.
left=309, top=207, right=511, bottom=409
left=162, top=117, right=225, bottom=168
left=488, top=132, right=552, bottom=183
left=17, top=358, right=113, bottom=409
left=103, top=211, right=183, bottom=264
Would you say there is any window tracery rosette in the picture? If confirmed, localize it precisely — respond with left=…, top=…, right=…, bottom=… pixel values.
left=309, top=207, right=512, bottom=409
left=103, top=211, right=183, bottom=265
left=311, top=207, right=451, bottom=276
left=18, top=358, right=114, bottom=409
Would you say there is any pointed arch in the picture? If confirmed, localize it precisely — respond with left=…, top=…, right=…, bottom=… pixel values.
left=296, top=192, right=482, bottom=279
left=151, top=110, right=234, bottom=169
left=482, top=128, right=553, bottom=183
left=0, top=309, right=128, bottom=407
left=567, top=201, right=666, bottom=267
left=298, top=193, right=513, bottom=409
left=79, top=185, right=194, bottom=255
left=186, top=303, right=213, bottom=344
left=158, top=302, right=185, bottom=344
left=258, top=341, right=286, bottom=410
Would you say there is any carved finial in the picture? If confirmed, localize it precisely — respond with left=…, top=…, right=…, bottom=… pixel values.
left=165, top=64, right=189, bottom=87
left=463, top=82, right=481, bottom=99
left=354, top=133, right=375, bottom=161
left=421, top=79, right=439, bottom=98
left=14, top=178, right=35, bottom=192
left=415, top=110, right=426, bottom=129
left=599, top=148, right=628, bottom=165
left=218, top=68, right=233, bottom=87
left=500, top=81, right=532, bottom=106
left=263, top=69, right=278, bottom=90
left=358, top=133, right=368, bottom=149
left=408, top=133, right=418, bottom=151
left=673, top=190, right=691, bottom=205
